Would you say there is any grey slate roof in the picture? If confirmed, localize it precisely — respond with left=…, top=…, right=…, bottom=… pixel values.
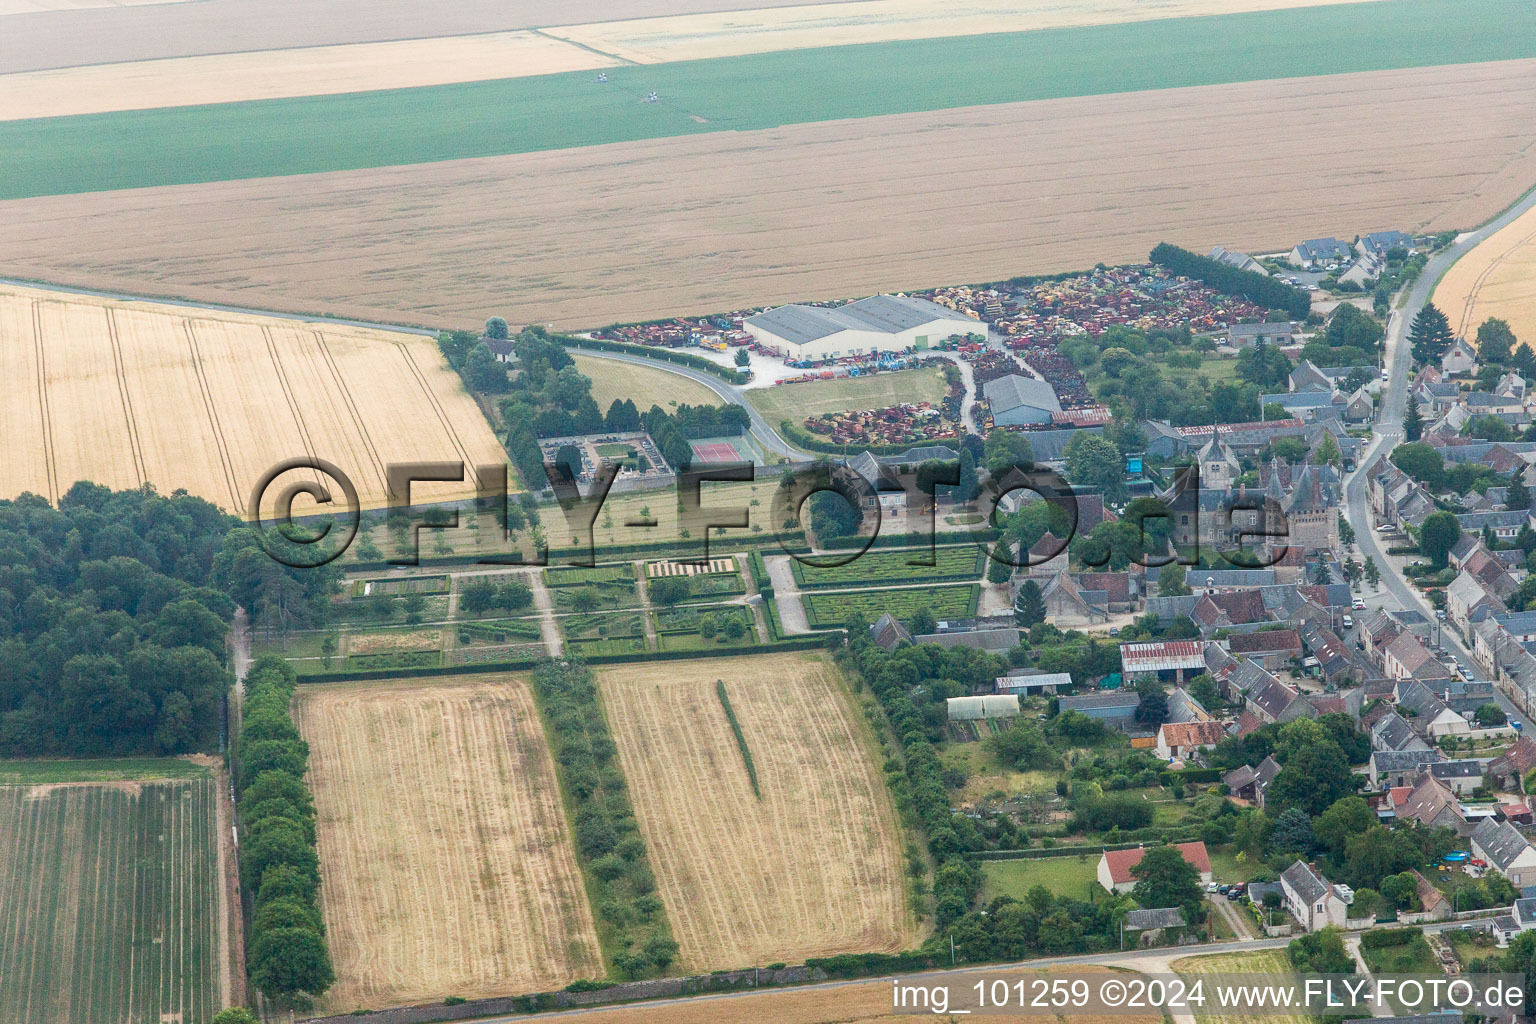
left=1429, top=760, right=1484, bottom=781
left=1125, top=907, right=1187, bottom=930
left=1059, top=692, right=1139, bottom=712
left=1282, top=860, right=1330, bottom=903
left=1372, top=749, right=1442, bottom=773
left=1373, top=711, right=1421, bottom=751
left=1472, top=817, right=1534, bottom=872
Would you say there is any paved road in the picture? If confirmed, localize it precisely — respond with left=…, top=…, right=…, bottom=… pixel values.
left=473, top=936, right=1297, bottom=1024
left=566, top=345, right=806, bottom=459
left=1342, top=184, right=1536, bottom=678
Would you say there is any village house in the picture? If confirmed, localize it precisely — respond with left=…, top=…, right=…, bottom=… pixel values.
left=1488, top=736, right=1536, bottom=791
left=1441, top=336, right=1479, bottom=376
left=1470, top=818, right=1536, bottom=887
left=1381, top=632, right=1454, bottom=685
left=1371, top=710, right=1433, bottom=753
left=1280, top=860, right=1348, bottom=932
left=1394, top=679, right=1471, bottom=739
left=1097, top=842, right=1213, bottom=894
left=1369, top=749, right=1444, bottom=789
left=1226, top=629, right=1303, bottom=671
left=1222, top=754, right=1280, bottom=805
left=1155, top=720, right=1227, bottom=760
left=1397, top=773, right=1470, bottom=834
left=1288, top=238, right=1351, bottom=269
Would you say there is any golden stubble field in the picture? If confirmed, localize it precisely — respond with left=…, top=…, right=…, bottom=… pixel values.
left=3, top=59, right=1533, bottom=330
left=492, top=965, right=1159, bottom=1024
left=596, top=653, right=916, bottom=971
left=1435, top=199, right=1536, bottom=340
left=0, top=283, right=504, bottom=512
left=293, top=677, right=602, bottom=1009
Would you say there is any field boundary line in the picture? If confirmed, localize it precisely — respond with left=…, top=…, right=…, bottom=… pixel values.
left=529, top=27, right=640, bottom=66
left=104, top=307, right=147, bottom=486
left=29, top=300, right=58, bottom=503
left=1451, top=220, right=1536, bottom=336
left=180, top=319, right=243, bottom=511
left=261, top=325, right=327, bottom=494
left=394, top=340, right=477, bottom=471
left=313, top=330, right=389, bottom=498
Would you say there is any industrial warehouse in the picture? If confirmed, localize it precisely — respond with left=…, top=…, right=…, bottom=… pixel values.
left=744, top=294, right=985, bottom=361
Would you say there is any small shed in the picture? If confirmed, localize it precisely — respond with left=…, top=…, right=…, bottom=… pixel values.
left=946, top=695, right=1020, bottom=722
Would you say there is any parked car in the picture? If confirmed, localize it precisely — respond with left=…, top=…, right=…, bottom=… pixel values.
left=1352, top=598, right=1366, bottom=610
left=1342, top=615, right=1354, bottom=629
left=1227, top=889, right=1242, bottom=900
left=1207, top=882, right=1219, bottom=893
left=1377, top=524, right=1394, bottom=534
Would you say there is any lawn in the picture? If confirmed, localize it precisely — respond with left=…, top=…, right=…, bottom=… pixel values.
left=1196, top=355, right=1240, bottom=382
left=572, top=352, right=722, bottom=412
left=1207, top=845, right=1266, bottom=884
left=979, top=856, right=1100, bottom=902
left=746, top=368, right=949, bottom=423
left=801, top=583, right=979, bottom=628
left=6, top=0, right=1531, bottom=198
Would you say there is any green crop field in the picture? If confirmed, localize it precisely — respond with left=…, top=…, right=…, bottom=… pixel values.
left=792, top=545, right=984, bottom=589
left=0, top=775, right=225, bottom=1024
left=1, top=0, right=1529, bottom=199
left=801, top=583, right=979, bottom=628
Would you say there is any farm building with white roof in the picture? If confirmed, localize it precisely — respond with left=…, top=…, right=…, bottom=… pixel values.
left=744, top=294, right=983, bottom=361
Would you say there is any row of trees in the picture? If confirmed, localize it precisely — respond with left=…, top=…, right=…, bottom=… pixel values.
left=1150, top=243, right=1311, bottom=319
left=236, top=657, right=333, bottom=1006
left=529, top=659, right=678, bottom=976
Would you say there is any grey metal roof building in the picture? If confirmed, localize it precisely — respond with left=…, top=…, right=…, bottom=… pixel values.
left=985, top=374, right=1062, bottom=426
left=1125, top=908, right=1186, bottom=930
left=744, top=294, right=982, bottom=359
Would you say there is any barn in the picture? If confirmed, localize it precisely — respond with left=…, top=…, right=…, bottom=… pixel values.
left=984, top=374, right=1062, bottom=426
left=743, top=294, right=984, bottom=361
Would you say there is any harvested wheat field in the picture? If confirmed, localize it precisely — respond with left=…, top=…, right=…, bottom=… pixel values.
left=495, top=966, right=1158, bottom=1023
left=550, top=0, right=1386, bottom=63
left=0, top=31, right=620, bottom=121
left=0, top=283, right=504, bottom=512
left=597, top=652, right=915, bottom=971
left=294, top=677, right=601, bottom=1009
left=4, top=59, right=1534, bottom=329
left=0, top=0, right=821, bottom=75
left=1435, top=199, right=1536, bottom=340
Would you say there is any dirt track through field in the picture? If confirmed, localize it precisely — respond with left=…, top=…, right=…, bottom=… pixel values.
left=0, top=283, right=505, bottom=511
left=597, top=653, right=915, bottom=971
left=3, top=59, right=1533, bottom=329
left=1434, top=199, right=1536, bottom=341
left=295, top=677, right=601, bottom=1010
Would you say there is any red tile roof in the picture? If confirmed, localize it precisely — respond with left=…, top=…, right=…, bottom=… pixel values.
left=1101, top=841, right=1212, bottom=884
